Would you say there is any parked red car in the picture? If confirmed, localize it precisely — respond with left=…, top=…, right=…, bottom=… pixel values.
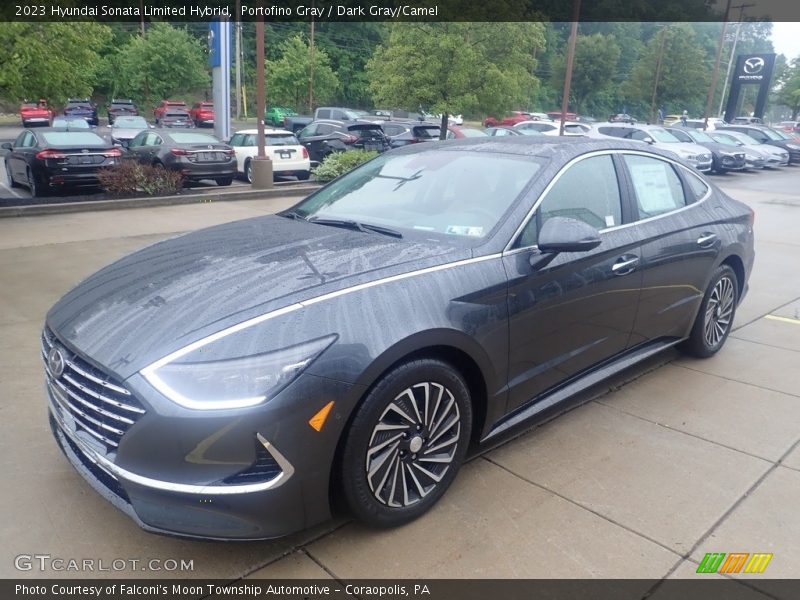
left=483, top=111, right=532, bottom=128
left=19, top=100, right=54, bottom=127
left=189, top=102, right=215, bottom=127
left=154, top=100, right=188, bottom=125
left=547, top=110, right=578, bottom=121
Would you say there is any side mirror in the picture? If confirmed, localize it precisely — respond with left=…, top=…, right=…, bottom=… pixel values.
left=537, top=217, right=602, bottom=255
left=1, top=142, right=12, bottom=150
left=643, top=136, right=655, bottom=144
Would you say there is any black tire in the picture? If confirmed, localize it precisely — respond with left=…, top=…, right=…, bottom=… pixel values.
left=5, top=161, right=20, bottom=188
left=28, top=168, right=44, bottom=197
left=297, top=171, right=311, bottom=181
left=339, top=358, right=472, bottom=528
left=216, top=177, right=233, bottom=187
left=679, top=265, right=738, bottom=358
left=244, top=159, right=252, bottom=183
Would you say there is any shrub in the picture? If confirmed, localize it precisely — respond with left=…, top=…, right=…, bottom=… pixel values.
left=311, top=149, right=378, bottom=182
left=97, top=161, right=184, bottom=196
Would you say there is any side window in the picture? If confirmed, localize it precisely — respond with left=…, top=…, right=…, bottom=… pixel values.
left=128, top=132, right=144, bottom=148
left=316, top=109, right=331, bottom=119
left=628, top=129, right=651, bottom=141
left=331, top=109, right=344, bottom=120
left=298, top=124, right=318, bottom=139
left=515, top=154, right=623, bottom=248
left=624, top=154, right=687, bottom=218
left=316, top=124, right=335, bottom=136
left=684, top=171, right=709, bottom=202
left=747, top=130, right=768, bottom=142
left=229, top=133, right=244, bottom=146
left=383, top=124, right=403, bottom=136
left=670, top=129, right=692, bottom=143
left=244, top=134, right=257, bottom=147
left=598, top=126, right=625, bottom=138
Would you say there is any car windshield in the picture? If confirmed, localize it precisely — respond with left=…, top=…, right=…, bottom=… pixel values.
left=772, top=130, right=792, bottom=140
left=711, top=133, right=742, bottom=146
left=730, top=132, right=761, bottom=145
left=648, top=128, right=681, bottom=143
left=113, top=116, right=148, bottom=128
left=292, top=150, right=543, bottom=238
left=52, top=118, right=89, bottom=128
left=685, top=129, right=713, bottom=143
left=40, top=132, right=105, bottom=145
left=170, top=133, right=219, bottom=144
left=111, top=103, right=134, bottom=109
left=458, top=128, right=489, bottom=138
left=265, top=134, right=299, bottom=146
left=760, top=128, right=784, bottom=141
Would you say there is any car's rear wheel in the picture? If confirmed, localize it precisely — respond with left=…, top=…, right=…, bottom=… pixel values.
left=680, top=265, right=738, bottom=358
left=216, top=177, right=233, bottom=187
left=244, top=159, right=252, bottom=183
left=297, top=171, right=311, bottom=181
left=27, top=168, right=43, bottom=197
left=339, top=359, right=472, bottom=528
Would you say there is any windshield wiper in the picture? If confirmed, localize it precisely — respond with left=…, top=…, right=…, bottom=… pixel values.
left=308, top=217, right=403, bottom=238
left=280, top=210, right=308, bottom=221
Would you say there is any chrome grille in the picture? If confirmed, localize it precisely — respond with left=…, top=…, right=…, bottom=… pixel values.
left=42, top=327, right=145, bottom=453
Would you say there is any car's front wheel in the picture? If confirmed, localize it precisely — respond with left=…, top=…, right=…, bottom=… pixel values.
left=216, top=177, right=233, bottom=187
left=339, top=359, right=472, bottom=528
left=680, top=264, right=738, bottom=358
left=5, top=161, right=20, bottom=188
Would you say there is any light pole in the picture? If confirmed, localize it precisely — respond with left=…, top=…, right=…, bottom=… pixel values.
left=703, top=0, right=733, bottom=130
left=718, top=3, right=755, bottom=118
left=559, top=0, right=581, bottom=136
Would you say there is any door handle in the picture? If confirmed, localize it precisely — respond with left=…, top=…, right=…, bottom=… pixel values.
left=697, top=232, right=717, bottom=247
left=612, top=255, right=639, bottom=276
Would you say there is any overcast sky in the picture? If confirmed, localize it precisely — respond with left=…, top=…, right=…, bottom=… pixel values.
left=771, top=22, right=800, bottom=61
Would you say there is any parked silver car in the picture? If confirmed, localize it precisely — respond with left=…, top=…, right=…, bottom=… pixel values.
left=588, top=123, right=713, bottom=172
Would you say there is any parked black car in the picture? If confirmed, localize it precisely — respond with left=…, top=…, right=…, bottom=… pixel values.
left=717, top=124, right=800, bottom=164
left=44, top=137, right=753, bottom=540
left=106, top=99, right=139, bottom=125
left=2, top=129, right=121, bottom=196
left=63, top=99, right=99, bottom=126
left=381, top=122, right=441, bottom=147
left=297, top=120, right=390, bottom=162
left=124, top=130, right=236, bottom=186
left=158, top=110, right=194, bottom=129
left=665, top=127, right=746, bottom=173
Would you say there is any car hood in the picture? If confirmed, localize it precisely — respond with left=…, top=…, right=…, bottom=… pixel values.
left=47, top=215, right=464, bottom=379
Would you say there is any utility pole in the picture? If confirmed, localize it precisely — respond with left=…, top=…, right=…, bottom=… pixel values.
left=650, top=25, right=669, bottom=124
left=308, top=2, right=315, bottom=114
left=251, top=0, right=273, bottom=188
left=718, top=3, right=755, bottom=118
left=235, top=0, right=242, bottom=120
left=559, top=0, right=581, bottom=136
left=703, top=0, right=733, bottom=129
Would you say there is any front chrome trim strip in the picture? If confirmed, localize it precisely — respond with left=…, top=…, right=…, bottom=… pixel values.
left=50, top=403, right=294, bottom=495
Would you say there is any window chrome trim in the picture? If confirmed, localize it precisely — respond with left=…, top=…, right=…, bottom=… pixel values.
left=502, top=149, right=713, bottom=255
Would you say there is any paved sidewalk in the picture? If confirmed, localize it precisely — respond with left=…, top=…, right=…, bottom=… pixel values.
left=1, top=174, right=798, bottom=596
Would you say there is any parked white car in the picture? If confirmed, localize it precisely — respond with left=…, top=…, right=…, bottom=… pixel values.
left=588, top=123, right=713, bottom=172
left=513, top=120, right=561, bottom=136
left=228, top=128, right=311, bottom=182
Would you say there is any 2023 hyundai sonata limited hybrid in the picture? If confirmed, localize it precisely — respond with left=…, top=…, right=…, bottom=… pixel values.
left=43, top=137, right=754, bottom=540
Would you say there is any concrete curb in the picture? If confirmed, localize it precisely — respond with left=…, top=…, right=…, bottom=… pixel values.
left=0, top=183, right=321, bottom=218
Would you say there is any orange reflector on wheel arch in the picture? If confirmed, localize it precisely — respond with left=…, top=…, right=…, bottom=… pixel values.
left=309, top=401, right=335, bottom=432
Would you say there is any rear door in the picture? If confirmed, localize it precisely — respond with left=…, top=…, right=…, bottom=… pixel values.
left=619, top=152, right=722, bottom=345
left=9, top=131, right=36, bottom=180
left=503, top=152, right=642, bottom=411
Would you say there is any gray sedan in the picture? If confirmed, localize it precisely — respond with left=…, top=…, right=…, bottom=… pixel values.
left=44, top=137, right=754, bottom=540
left=124, top=129, right=237, bottom=186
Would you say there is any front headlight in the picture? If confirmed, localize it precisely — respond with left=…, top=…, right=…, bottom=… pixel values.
left=141, top=335, right=336, bottom=410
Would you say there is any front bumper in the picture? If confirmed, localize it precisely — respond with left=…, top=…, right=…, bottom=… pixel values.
left=47, top=352, right=361, bottom=540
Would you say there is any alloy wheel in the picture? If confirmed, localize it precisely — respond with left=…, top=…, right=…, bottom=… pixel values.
left=245, top=160, right=252, bottom=183
left=704, top=275, right=735, bottom=347
left=365, top=382, right=461, bottom=508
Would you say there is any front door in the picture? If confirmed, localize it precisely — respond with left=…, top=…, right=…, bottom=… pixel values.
left=503, top=153, right=643, bottom=412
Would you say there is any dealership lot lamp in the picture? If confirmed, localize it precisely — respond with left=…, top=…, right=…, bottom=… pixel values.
left=252, top=7, right=274, bottom=189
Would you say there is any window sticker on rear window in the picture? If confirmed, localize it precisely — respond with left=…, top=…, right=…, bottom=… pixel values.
left=446, top=225, right=484, bottom=237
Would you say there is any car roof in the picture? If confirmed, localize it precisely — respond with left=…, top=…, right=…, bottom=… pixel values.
left=391, top=135, right=682, bottom=161
left=237, top=128, right=294, bottom=135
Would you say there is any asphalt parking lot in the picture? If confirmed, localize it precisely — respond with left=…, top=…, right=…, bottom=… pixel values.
left=1, top=168, right=799, bottom=594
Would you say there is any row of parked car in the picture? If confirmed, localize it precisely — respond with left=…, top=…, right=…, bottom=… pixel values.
left=18, top=99, right=216, bottom=128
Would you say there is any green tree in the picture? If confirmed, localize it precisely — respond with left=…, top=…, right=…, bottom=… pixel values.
left=366, top=22, right=545, bottom=122
left=108, top=23, right=209, bottom=107
left=265, top=35, right=340, bottom=112
left=775, top=58, right=800, bottom=119
left=550, top=33, right=621, bottom=115
left=623, top=24, right=712, bottom=119
left=0, top=23, right=112, bottom=105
